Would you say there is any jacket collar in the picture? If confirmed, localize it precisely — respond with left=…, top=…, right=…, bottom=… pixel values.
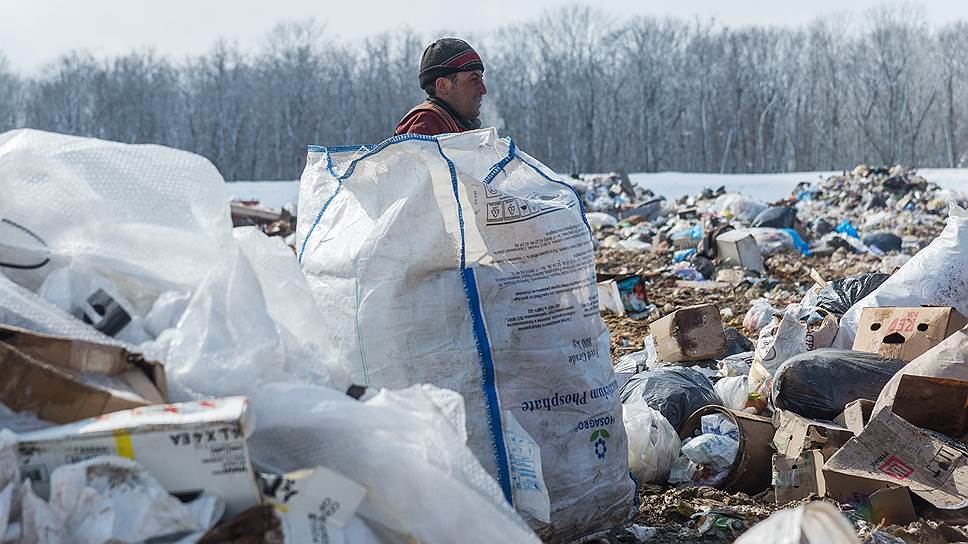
left=428, top=96, right=481, bottom=131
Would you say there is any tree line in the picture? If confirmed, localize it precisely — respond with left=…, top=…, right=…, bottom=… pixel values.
left=1, top=4, right=965, bottom=180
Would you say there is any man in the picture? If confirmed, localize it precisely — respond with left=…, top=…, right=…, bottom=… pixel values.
left=394, top=38, right=487, bottom=136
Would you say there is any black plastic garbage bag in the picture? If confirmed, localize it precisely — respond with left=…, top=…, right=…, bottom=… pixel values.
left=770, top=348, right=905, bottom=420
left=752, top=206, right=797, bottom=229
left=724, top=328, right=754, bottom=356
left=620, top=367, right=721, bottom=432
left=815, top=272, right=890, bottom=316
left=812, top=218, right=834, bottom=236
left=863, top=232, right=903, bottom=253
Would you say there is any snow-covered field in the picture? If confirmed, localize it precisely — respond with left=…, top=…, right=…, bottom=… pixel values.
left=226, top=168, right=968, bottom=210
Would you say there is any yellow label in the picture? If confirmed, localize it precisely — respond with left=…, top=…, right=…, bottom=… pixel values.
left=112, top=430, right=134, bottom=459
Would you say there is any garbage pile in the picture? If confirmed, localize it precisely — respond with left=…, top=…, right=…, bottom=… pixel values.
left=3, top=125, right=968, bottom=544
left=603, top=183, right=968, bottom=542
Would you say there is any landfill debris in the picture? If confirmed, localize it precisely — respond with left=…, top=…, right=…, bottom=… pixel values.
left=834, top=399, right=876, bottom=436
left=5, top=124, right=968, bottom=543
left=826, top=409, right=968, bottom=509
left=875, top=324, right=968, bottom=439
left=620, top=367, right=721, bottom=432
left=230, top=201, right=296, bottom=236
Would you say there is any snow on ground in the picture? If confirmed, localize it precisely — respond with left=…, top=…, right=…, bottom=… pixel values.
left=226, top=168, right=968, bottom=210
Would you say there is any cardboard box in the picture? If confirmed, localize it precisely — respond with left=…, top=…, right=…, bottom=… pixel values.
left=772, top=450, right=909, bottom=521
left=891, top=375, right=968, bottom=440
left=773, top=450, right=826, bottom=505
left=0, top=325, right=167, bottom=424
left=852, top=307, right=968, bottom=362
left=17, top=396, right=261, bottom=517
left=650, top=304, right=727, bottom=363
left=825, top=409, right=968, bottom=509
left=833, top=399, right=876, bottom=436
left=715, top=231, right=764, bottom=273
left=772, top=410, right=854, bottom=461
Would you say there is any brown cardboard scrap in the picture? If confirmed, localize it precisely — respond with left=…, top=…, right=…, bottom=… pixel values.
left=853, top=307, right=968, bottom=362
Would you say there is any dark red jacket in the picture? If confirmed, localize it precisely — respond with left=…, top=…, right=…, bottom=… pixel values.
left=394, top=100, right=465, bottom=136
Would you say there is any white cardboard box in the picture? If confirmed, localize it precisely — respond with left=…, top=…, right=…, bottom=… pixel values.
left=716, top=230, right=764, bottom=273
left=17, top=396, right=261, bottom=517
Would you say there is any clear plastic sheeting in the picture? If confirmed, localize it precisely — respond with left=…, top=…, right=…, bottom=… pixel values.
left=0, top=128, right=350, bottom=399
left=837, top=204, right=968, bottom=348
left=248, top=383, right=541, bottom=544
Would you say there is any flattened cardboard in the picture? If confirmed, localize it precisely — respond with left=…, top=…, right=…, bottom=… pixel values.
left=833, top=399, right=876, bottom=436
left=891, top=375, right=968, bottom=440
left=715, top=231, right=764, bottom=273
left=825, top=409, right=968, bottom=509
left=650, top=304, right=726, bottom=363
left=853, top=307, right=968, bottom=362
left=0, top=325, right=166, bottom=423
left=18, top=396, right=260, bottom=517
left=772, top=410, right=853, bottom=461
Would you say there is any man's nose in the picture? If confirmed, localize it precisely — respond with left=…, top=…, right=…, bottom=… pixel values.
left=479, top=80, right=487, bottom=95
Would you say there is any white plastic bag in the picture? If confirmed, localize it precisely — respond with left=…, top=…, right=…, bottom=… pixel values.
left=734, top=501, right=859, bottom=544
left=750, top=304, right=837, bottom=396
left=48, top=456, right=201, bottom=543
left=680, top=433, right=738, bottom=472
left=837, top=204, right=968, bottom=348
left=297, top=129, right=633, bottom=538
left=713, top=376, right=749, bottom=411
left=622, top=398, right=681, bottom=484
left=710, top=193, right=767, bottom=223
left=743, top=299, right=775, bottom=332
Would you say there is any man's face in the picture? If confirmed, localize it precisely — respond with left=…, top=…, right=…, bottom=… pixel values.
left=439, top=70, right=486, bottom=119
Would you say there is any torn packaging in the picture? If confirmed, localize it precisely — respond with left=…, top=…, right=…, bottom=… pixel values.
left=833, top=399, right=875, bottom=436
left=772, top=410, right=853, bottom=461
left=16, top=396, right=261, bottom=517
left=853, top=307, right=968, bottom=362
left=0, top=325, right=166, bottom=424
left=825, top=409, right=968, bottom=510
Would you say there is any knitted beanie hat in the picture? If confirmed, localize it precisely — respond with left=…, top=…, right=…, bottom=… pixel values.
left=418, top=38, right=485, bottom=93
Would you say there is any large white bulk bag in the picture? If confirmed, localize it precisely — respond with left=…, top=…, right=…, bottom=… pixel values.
left=297, top=129, right=633, bottom=540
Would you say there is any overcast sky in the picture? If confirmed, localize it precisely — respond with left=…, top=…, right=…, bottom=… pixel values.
left=1, top=0, right=962, bottom=73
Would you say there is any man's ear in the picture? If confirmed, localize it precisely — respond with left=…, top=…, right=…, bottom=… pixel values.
left=435, top=76, right=450, bottom=97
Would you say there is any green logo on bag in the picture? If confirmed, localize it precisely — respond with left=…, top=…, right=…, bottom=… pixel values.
left=590, top=429, right=609, bottom=459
